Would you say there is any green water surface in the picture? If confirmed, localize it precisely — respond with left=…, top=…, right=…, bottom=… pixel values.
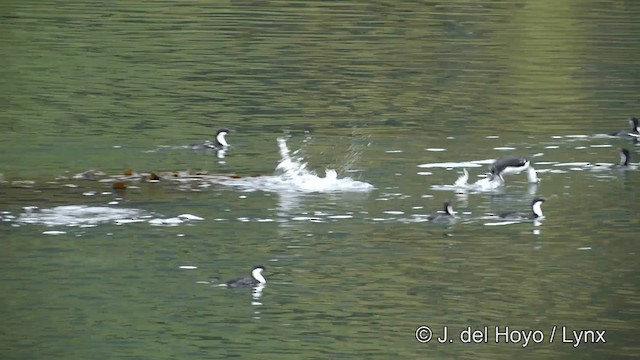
left=1, top=1, right=640, bottom=359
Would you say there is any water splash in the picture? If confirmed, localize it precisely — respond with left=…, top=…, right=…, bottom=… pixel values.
left=453, top=169, right=504, bottom=191
left=432, top=164, right=540, bottom=193
left=430, top=168, right=504, bottom=192
left=224, top=137, right=373, bottom=193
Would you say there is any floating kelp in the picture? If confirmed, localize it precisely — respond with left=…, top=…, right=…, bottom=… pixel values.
left=4, top=138, right=373, bottom=198
left=111, top=181, right=127, bottom=190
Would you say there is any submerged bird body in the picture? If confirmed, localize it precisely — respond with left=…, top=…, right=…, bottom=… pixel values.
left=610, top=149, right=632, bottom=169
left=499, top=198, right=545, bottom=220
left=192, top=128, right=230, bottom=150
left=610, top=117, right=639, bottom=138
left=226, top=265, right=266, bottom=288
left=427, top=201, right=457, bottom=223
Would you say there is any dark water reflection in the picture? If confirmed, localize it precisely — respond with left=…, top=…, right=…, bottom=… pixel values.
left=2, top=1, right=640, bottom=359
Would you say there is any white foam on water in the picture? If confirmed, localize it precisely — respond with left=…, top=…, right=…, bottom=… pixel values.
left=149, top=217, right=185, bottom=226
left=222, top=137, right=374, bottom=193
left=114, top=218, right=146, bottom=225
left=292, top=216, right=321, bottom=221
left=177, top=214, right=204, bottom=221
left=553, top=162, right=591, bottom=167
left=417, top=161, right=485, bottom=169
left=15, top=205, right=146, bottom=227
left=565, top=134, right=590, bottom=138
left=328, top=214, right=354, bottom=219
left=484, top=221, right=521, bottom=226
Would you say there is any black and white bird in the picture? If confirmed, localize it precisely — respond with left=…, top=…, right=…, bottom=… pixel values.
left=609, top=117, right=639, bottom=139
left=453, top=156, right=538, bottom=191
left=590, top=148, right=635, bottom=170
left=490, top=156, right=531, bottom=181
left=499, top=198, right=545, bottom=220
left=225, top=265, right=266, bottom=288
left=192, top=128, right=230, bottom=150
left=427, top=201, right=457, bottom=223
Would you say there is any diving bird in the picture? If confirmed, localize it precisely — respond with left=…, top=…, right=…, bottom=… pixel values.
left=490, top=156, right=531, bottom=181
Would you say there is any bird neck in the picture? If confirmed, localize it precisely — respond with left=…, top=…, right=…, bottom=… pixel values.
left=216, top=132, right=229, bottom=147
left=252, top=269, right=266, bottom=284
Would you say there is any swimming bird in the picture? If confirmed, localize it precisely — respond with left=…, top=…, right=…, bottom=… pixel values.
left=609, top=117, right=639, bottom=138
left=589, top=148, right=635, bottom=170
left=427, top=200, right=457, bottom=223
left=490, top=156, right=531, bottom=181
left=226, top=265, right=266, bottom=288
left=192, top=128, right=230, bottom=150
left=499, top=198, right=545, bottom=220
